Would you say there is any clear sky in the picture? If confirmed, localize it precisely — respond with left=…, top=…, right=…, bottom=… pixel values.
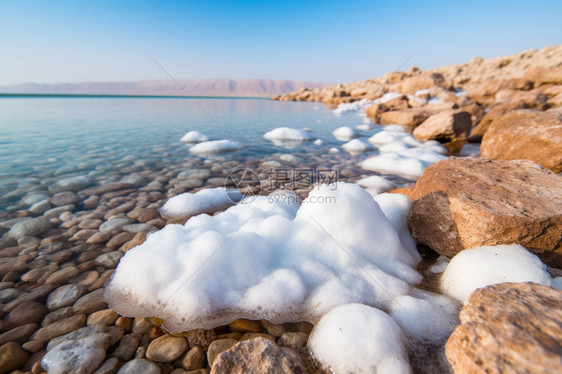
left=1, top=0, right=561, bottom=85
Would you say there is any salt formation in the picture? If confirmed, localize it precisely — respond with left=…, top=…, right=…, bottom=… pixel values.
left=356, top=175, right=397, bottom=195
left=360, top=148, right=447, bottom=179
left=332, top=126, right=359, bottom=140
left=180, top=131, right=209, bottom=143
left=332, top=98, right=373, bottom=115
left=341, top=139, right=373, bottom=153
left=189, top=139, right=242, bottom=154
left=308, top=303, right=411, bottom=374
left=105, top=183, right=422, bottom=332
left=441, top=244, right=552, bottom=303
left=158, top=187, right=243, bottom=219
left=263, top=127, right=315, bottom=141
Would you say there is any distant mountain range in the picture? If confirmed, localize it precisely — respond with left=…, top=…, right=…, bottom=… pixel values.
left=0, top=78, right=330, bottom=98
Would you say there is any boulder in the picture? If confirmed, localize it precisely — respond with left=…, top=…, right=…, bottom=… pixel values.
left=413, top=110, right=472, bottom=142
left=446, top=282, right=562, bottom=373
left=399, top=73, right=450, bottom=95
left=379, top=108, right=429, bottom=129
left=524, top=65, right=562, bottom=86
left=407, top=158, right=562, bottom=267
left=210, top=337, right=306, bottom=374
left=480, top=110, right=562, bottom=172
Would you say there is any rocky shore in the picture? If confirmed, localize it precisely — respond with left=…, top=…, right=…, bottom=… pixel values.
left=0, top=46, right=561, bottom=374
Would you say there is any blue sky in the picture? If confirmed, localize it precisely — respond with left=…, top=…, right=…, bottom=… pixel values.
left=1, top=0, right=561, bottom=85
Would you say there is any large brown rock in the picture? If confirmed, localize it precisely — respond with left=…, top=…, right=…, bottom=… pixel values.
left=379, top=108, right=429, bottom=128
left=210, top=337, right=306, bottom=374
left=413, top=110, right=472, bottom=142
left=399, top=73, right=450, bottom=95
left=524, top=65, right=562, bottom=86
left=480, top=110, right=562, bottom=172
left=407, top=158, right=562, bottom=266
left=446, top=282, right=562, bottom=374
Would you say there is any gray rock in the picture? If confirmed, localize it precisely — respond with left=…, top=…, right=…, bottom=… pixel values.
left=47, top=284, right=87, bottom=310
left=122, top=223, right=158, bottom=233
left=47, top=324, right=124, bottom=351
left=29, top=199, right=52, bottom=214
left=72, top=289, right=107, bottom=314
left=42, top=333, right=111, bottom=374
left=50, top=191, right=80, bottom=206
left=44, top=204, right=75, bottom=219
left=94, top=251, right=122, bottom=268
left=99, top=218, right=134, bottom=232
left=23, top=193, right=49, bottom=205
left=50, top=175, right=92, bottom=193
left=8, top=217, right=57, bottom=239
left=117, top=359, right=161, bottom=374
left=112, top=333, right=140, bottom=361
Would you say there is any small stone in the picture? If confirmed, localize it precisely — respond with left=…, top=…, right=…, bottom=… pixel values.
left=117, top=358, right=161, bottom=374
left=42, top=307, right=73, bottom=326
left=119, top=232, right=147, bottom=252
left=99, top=218, right=134, bottom=232
left=49, top=175, right=92, bottom=193
left=47, top=283, right=87, bottom=310
left=87, top=231, right=114, bottom=244
left=132, top=317, right=154, bottom=334
left=2, top=301, right=47, bottom=331
left=87, top=309, right=118, bottom=326
left=73, top=288, right=107, bottom=314
left=50, top=191, right=80, bottom=207
left=8, top=217, right=57, bottom=240
left=239, top=332, right=275, bottom=342
left=69, top=270, right=100, bottom=286
left=46, top=266, right=80, bottom=285
left=112, top=333, right=140, bottom=361
left=0, top=323, right=38, bottom=345
left=79, top=218, right=103, bottom=229
left=210, top=337, right=306, bottom=374
left=207, top=339, right=238, bottom=367
left=22, top=264, right=58, bottom=283
left=92, top=357, right=119, bottom=374
left=0, top=342, right=29, bottom=374
left=22, top=340, right=44, bottom=353
left=277, top=332, right=308, bottom=349
left=29, top=199, right=51, bottom=215
left=261, top=320, right=286, bottom=337
left=106, top=232, right=135, bottom=249
left=186, top=329, right=216, bottom=348
left=228, top=319, right=263, bottom=333
left=146, top=334, right=188, bottom=362
left=42, top=334, right=111, bottom=374
left=47, top=324, right=123, bottom=351
left=94, top=251, right=123, bottom=268
left=31, top=314, right=86, bottom=342
left=180, top=346, right=206, bottom=370
left=115, top=316, right=133, bottom=331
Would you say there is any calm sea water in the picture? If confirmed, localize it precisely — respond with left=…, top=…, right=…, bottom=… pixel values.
left=0, top=97, right=373, bottom=210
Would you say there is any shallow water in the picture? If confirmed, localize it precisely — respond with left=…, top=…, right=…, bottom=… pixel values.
left=0, top=96, right=400, bottom=211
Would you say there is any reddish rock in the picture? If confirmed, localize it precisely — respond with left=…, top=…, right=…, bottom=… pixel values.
left=399, top=73, right=450, bottom=95
left=379, top=108, right=429, bottom=128
left=407, top=158, right=562, bottom=266
left=413, top=110, right=472, bottom=142
left=446, top=282, right=562, bottom=374
left=210, top=337, right=306, bottom=374
left=50, top=191, right=80, bottom=207
left=480, top=110, right=562, bottom=172
left=2, top=301, right=47, bottom=331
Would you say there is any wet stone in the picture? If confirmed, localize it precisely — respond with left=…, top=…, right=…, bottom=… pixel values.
left=2, top=301, right=47, bottom=331
left=0, top=342, right=29, bottom=374
left=41, top=333, right=111, bottom=374
left=0, top=323, right=37, bottom=345
left=47, top=283, right=87, bottom=310
left=181, top=346, right=206, bottom=371
left=50, top=191, right=80, bottom=207
left=87, top=309, right=118, bottom=326
left=106, top=232, right=135, bottom=249
left=112, top=333, right=140, bottom=361
left=146, top=334, right=188, bottom=362
left=46, top=266, right=80, bottom=285
left=94, top=251, right=122, bottom=268
left=31, top=314, right=86, bottom=342
left=99, top=218, right=134, bottom=232
left=207, top=339, right=238, bottom=367
left=42, top=307, right=73, bottom=327
left=117, top=359, right=161, bottom=374
left=72, top=288, right=107, bottom=314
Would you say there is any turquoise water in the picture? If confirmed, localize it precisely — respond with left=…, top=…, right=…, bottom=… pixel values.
left=0, top=97, right=372, bottom=210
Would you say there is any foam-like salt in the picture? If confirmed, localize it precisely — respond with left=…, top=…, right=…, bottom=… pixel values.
left=180, top=131, right=209, bottom=143
left=263, top=127, right=315, bottom=141
left=189, top=140, right=242, bottom=154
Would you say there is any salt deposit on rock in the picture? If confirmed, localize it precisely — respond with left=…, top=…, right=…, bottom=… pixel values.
left=356, top=175, right=397, bottom=195
left=308, top=303, right=411, bottom=374
left=332, top=126, right=359, bottom=140
left=360, top=148, right=447, bottom=179
left=105, top=183, right=422, bottom=332
left=341, top=139, right=373, bottom=153
left=180, top=131, right=209, bottom=143
left=333, top=99, right=373, bottom=115
left=189, top=140, right=242, bottom=154
left=159, top=187, right=243, bottom=219
left=441, top=245, right=552, bottom=303
left=263, top=127, right=314, bottom=141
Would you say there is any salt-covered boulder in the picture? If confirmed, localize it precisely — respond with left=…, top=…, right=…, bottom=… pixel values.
left=341, top=139, right=373, bottom=153
left=211, top=337, right=306, bottom=374
left=189, top=140, right=242, bottom=154
left=413, top=110, right=471, bottom=142
left=158, top=187, right=244, bottom=219
left=332, top=126, right=359, bottom=140
left=407, top=158, right=562, bottom=267
left=399, top=73, right=450, bottom=95
left=446, top=282, right=562, bottom=373
left=180, top=131, right=209, bottom=143
left=308, top=303, right=411, bottom=374
left=480, top=109, right=562, bottom=172
left=105, top=183, right=422, bottom=332
left=263, top=128, right=314, bottom=142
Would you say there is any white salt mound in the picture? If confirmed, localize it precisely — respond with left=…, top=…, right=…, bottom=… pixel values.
left=342, top=139, right=373, bottom=153
left=333, top=98, right=373, bottom=115
left=313, top=139, right=323, bottom=146
left=158, top=187, right=243, bottom=218
left=377, top=92, right=403, bottom=103
left=189, top=140, right=242, bottom=154
left=441, top=244, right=552, bottom=303
left=263, top=127, right=314, bottom=141
left=308, top=303, right=411, bottom=374
left=180, top=131, right=209, bottom=143
left=332, top=126, right=359, bottom=140
left=356, top=123, right=374, bottom=131
left=105, top=183, right=422, bottom=332
left=360, top=148, right=447, bottom=179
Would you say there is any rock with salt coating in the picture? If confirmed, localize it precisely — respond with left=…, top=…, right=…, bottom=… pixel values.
left=332, top=126, right=358, bottom=140
left=360, top=148, right=447, bottom=179
left=117, top=359, right=161, bottom=374
left=104, top=183, right=421, bottom=332
left=189, top=140, right=242, bottom=154
left=263, top=127, right=314, bottom=141
left=446, top=282, right=562, bottom=373
left=159, top=187, right=243, bottom=219
left=211, top=337, right=306, bottom=374
left=441, top=244, right=551, bottom=303
left=308, top=303, right=410, bottom=374
left=341, top=139, right=373, bottom=153
left=180, top=131, right=209, bottom=143
left=42, top=334, right=111, bottom=374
